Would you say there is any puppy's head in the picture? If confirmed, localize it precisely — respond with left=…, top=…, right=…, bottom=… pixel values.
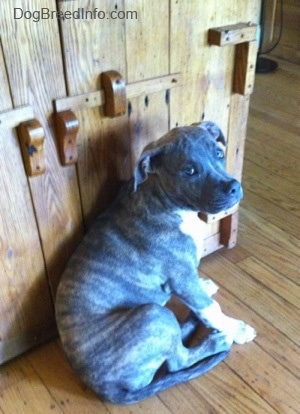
left=134, top=121, right=243, bottom=214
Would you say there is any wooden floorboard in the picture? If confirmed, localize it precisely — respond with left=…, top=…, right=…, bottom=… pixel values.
left=0, top=57, right=299, bottom=413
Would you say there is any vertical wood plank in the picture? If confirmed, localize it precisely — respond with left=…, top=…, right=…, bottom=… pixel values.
left=125, top=0, right=169, bottom=167
left=0, top=44, right=54, bottom=363
left=125, top=1, right=169, bottom=84
left=170, top=0, right=260, bottom=255
left=233, top=41, right=258, bottom=95
left=226, top=94, right=251, bottom=180
left=0, top=0, right=84, bottom=296
left=58, top=0, right=131, bottom=227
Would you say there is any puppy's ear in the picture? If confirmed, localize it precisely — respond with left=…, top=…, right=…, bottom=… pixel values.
left=192, top=121, right=226, bottom=146
left=133, top=146, right=164, bottom=191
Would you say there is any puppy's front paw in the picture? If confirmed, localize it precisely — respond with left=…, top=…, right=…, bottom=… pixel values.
left=233, top=321, right=256, bottom=344
left=199, top=279, right=219, bottom=297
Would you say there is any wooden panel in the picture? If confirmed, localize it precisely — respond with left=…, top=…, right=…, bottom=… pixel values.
left=125, top=1, right=169, bottom=84
left=125, top=0, right=170, bottom=167
left=170, top=1, right=260, bottom=256
left=58, top=0, right=131, bottom=227
left=0, top=45, right=54, bottom=363
left=233, top=41, right=258, bottom=95
left=0, top=0, right=84, bottom=296
left=227, top=94, right=250, bottom=180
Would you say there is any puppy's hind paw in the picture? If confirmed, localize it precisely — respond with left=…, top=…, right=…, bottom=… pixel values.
left=233, top=321, right=257, bottom=345
left=199, top=279, right=219, bottom=297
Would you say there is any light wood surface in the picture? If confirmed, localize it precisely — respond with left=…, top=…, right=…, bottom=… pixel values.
left=58, top=0, right=131, bottom=227
left=0, top=45, right=55, bottom=363
left=0, top=0, right=84, bottom=297
left=1, top=57, right=299, bottom=413
left=0, top=0, right=260, bottom=365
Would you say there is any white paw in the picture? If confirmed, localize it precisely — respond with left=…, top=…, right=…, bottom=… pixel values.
left=232, top=320, right=257, bottom=344
left=199, top=279, right=219, bottom=297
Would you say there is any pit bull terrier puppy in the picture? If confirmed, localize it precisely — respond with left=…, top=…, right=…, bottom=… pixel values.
left=55, top=121, right=256, bottom=405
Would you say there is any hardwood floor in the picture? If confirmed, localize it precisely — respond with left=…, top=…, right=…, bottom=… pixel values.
left=0, top=57, right=299, bottom=413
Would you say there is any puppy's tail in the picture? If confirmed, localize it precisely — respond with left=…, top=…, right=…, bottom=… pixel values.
left=99, top=350, right=229, bottom=405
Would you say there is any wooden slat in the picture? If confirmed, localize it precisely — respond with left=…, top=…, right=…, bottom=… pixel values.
left=55, top=90, right=105, bottom=113
left=0, top=37, right=53, bottom=364
left=226, top=94, right=250, bottom=179
left=126, top=74, right=182, bottom=100
left=125, top=0, right=170, bottom=169
left=0, top=0, right=84, bottom=298
left=220, top=210, right=239, bottom=248
left=208, top=23, right=257, bottom=46
left=54, top=73, right=182, bottom=113
left=233, top=41, right=258, bottom=95
left=58, top=0, right=131, bottom=226
left=199, top=204, right=239, bottom=224
left=0, top=106, right=34, bottom=128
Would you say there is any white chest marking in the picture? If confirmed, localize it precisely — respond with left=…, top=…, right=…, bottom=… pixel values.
left=178, top=210, right=207, bottom=260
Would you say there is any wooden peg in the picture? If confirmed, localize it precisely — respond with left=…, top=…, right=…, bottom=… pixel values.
left=233, top=41, right=258, bottom=95
left=101, top=70, right=126, bottom=117
left=220, top=210, right=239, bottom=248
left=53, top=110, right=79, bottom=166
left=17, top=119, right=45, bottom=176
left=208, top=23, right=257, bottom=47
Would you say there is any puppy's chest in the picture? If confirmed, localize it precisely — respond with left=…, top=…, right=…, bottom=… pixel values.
left=178, top=211, right=207, bottom=260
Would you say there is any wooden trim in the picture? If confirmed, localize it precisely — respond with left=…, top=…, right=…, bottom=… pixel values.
left=0, top=106, right=34, bottom=128
left=233, top=41, right=258, bottom=95
left=220, top=210, right=240, bottom=248
left=54, top=73, right=182, bottom=113
left=208, top=23, right=258, bottom=47
left=199, top=204, right=239, bottom=224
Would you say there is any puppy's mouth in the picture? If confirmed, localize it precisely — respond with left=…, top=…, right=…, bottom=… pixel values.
left=203, top=200, right=239, bottom=214
left=201, top=190, right=243, bottom=214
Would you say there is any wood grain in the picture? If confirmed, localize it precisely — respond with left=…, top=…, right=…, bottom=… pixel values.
left=208, top=23, right=257, bottom=46
left=125, top=1, right=170, bottom=170
left=2, top=37, right=300, bottom=414
left=0, top=0, right=84, bottom=299
left=58, top=0, right=131, bottom=227
left=0, top=39, right=54, bottom=364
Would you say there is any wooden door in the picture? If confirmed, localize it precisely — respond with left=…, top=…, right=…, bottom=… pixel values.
left=0, top=0, right=260, bottom=363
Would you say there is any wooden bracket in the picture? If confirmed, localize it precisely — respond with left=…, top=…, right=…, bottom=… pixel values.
left=208, top=23, right=257, bottom=46
left=220, top=210, right=239, bottom=248
left=208, top=23, right=258, bottom=96
left=53, top=110, right=79, bottom=166
left=54, top=73, right=182, bottom=114
left=17, top=119, right=45, bottom=176
left=101, top=70, right=127, bottom=118
left=233, top=41, right=257, bottom=95
left=0, top=106, right=34, bottom=129
left=199, top=204, right=239, bottom=224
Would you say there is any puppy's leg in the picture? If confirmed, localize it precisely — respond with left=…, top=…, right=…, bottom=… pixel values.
left=180, top=311, right=199, bottom=342
left=198, top=278, right=219, bottom=297
left=167, top=330, right=232, bottom=372
left=199, top=301, right=256, bottom=344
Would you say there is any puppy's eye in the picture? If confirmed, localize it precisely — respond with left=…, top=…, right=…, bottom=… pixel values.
left=184, top=166, right=197, bottom=176
left=216, top=148, right=225, bottom=159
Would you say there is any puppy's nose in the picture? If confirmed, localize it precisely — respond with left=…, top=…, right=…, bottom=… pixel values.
left=224, top=179, right=242, bottom=197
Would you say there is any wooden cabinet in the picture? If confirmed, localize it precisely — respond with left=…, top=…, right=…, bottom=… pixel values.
left=0, top=0, right=260, bottom=363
